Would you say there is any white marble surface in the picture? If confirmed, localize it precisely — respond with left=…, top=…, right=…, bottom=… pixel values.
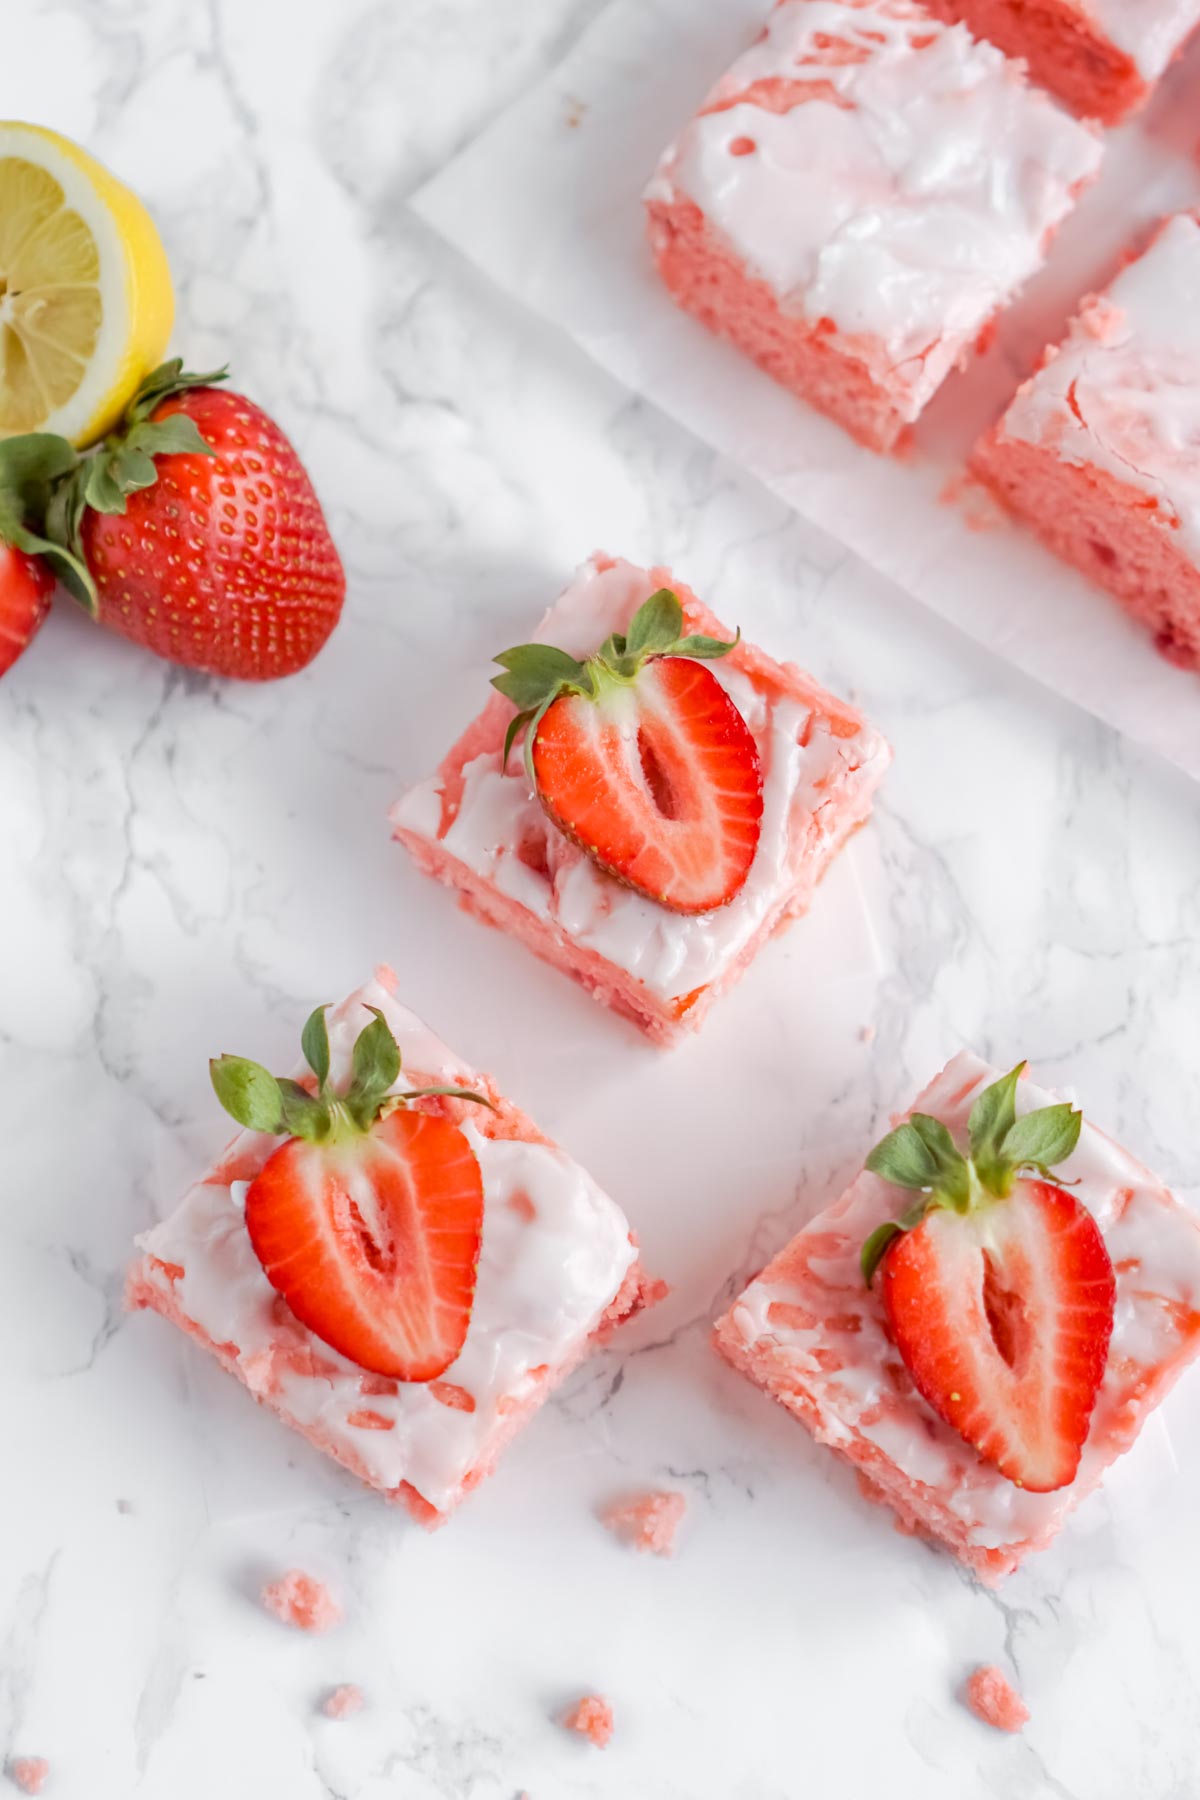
left=2, top=5, right=1200, bottom=1798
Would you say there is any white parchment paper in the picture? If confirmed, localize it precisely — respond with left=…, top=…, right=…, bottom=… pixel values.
left=413, top=0, right=1200, bottom=778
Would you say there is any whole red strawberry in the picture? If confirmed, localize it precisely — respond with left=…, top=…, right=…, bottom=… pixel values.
left=0, top=541, right=54, bottom=678
left=861, top=1061, right=1115, bottom=1493
left=211, top=1003, right=494, bottom=1379
left=491, top=587, right=763, bottom=914
left=0, top=362, right=344, bottom=680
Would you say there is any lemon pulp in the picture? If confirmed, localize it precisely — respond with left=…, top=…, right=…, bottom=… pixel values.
left=0, top=123, right=174, bottom=445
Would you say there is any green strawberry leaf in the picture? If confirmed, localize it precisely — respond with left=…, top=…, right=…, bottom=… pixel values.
left=865, top=1113, right=969, bottom=1203
left=345, top=1006, right=403, bottom=1128
left=491, top=644, right=586, bottom=712
left=861, top=1221, right=905, bottom=1287
left=968, top=1062, right=1024, bottom=1187
left=1000, top=1102, right=1082, bottom=1175
left=276, top=1078, right=332, bottom=1141
left=210, top=1055, right=285, bottom=1134
left=861, top=1196, right=933, bottom=1285
left=396, top=1084, right=498, bottom=1113
left=625, top=588, right=683, bottom=659
left=301, top=1004, right=332, bottom=1090
left=673, top=629, right=740, bottom=659
left=125, top=413, right=215, bottom=462
left=125, top=359, right=229, bottom=425
left=502, top=707, right=536, bottom=773
left=490, top=588, right=741, bottom=779
left=84, top=454, right=129, bottom=516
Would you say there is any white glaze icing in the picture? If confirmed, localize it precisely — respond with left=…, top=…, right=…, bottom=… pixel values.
left=645, top=0, right=1101, bottom=421
left=135, top=975, right=637, bottom=1512
left=996, top=212, right=1200, bottom=563
left=724, top=1050, right=1200, bottom=1551
left=390, top=556, right=890, bottom=1004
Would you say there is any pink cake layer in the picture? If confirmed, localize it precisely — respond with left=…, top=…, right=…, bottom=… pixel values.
left=973, top=213, right=1200, bottom=673
left=926, top=0, right=1200, bottom=122
left=128, top=971, right=658, bottom=1525
left=715, top=1051, right=1200, bottom=1583
left=644, top=0, right=1101, bottom=453
left=391, top=555, right=889, bottom=1046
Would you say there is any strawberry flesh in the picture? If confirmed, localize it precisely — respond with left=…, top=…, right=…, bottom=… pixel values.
left=531, top=656, right=763, bottom=913
left=0, top=543, right=53, bottom=677
left=880, top=1178, right=1115, bottom=1491
left=245, top=1107, right=484, bottom=1381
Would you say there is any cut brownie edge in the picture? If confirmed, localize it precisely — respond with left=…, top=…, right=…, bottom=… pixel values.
left=924, top=0, right=1145, bottom=122
left=395, top=792, right=875, bottom=1047
left=972, top=426, right=1200, bottom=672
left=127, top=1253, right=658, bottom=1528
left=712, top=1313, right=1026, bottom=1582
left=646, top=195, right=912, bottom=454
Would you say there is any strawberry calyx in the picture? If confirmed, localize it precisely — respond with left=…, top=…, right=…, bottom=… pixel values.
left=210, top=1005, right=495, bottom=1148
left=491, top=586, right=739, bottom=785
left=0, top=359, right=228, bottom=617
left=861, top=1062, right=1083, bottom=1286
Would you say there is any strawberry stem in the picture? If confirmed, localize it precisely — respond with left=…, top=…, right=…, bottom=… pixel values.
left=211, top=1008, right=493, bottom=1144
left=861, top=1063, right=1083, bottom=1285
left=0, top=360, right=228, bottom=617
left=491, top=587, right=739, bottom=784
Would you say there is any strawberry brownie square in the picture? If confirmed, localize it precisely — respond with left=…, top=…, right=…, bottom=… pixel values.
left=973, top=212, right=1200, bottom=673
left=128, top=968, right=657, bottom=1525
left=926, top=0, right=1200, bottom=122
left=644, top=0, right=1102, bottom=453
left=390, top=554, right=889, bottom=1046
left=715, top=1052, right=1200, bottom=1582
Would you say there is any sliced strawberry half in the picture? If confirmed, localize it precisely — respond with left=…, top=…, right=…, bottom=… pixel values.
left=246, top=1108, right=483, bottom=1381
left=880, top=1179, right=1115, bottom=1491
left=861, top=1061, right=1116, bottom=1492
left=0, top=541, right=54, bottom=677
left=492, top=586, right=763, bottom=914
left=211, top=1003, right=492, bottom=1380
left=532, top=655, right=762, bottom=913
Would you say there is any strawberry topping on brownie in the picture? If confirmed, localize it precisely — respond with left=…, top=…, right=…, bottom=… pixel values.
left=392, top=556, right=889, bottom=1044
left=862, top=1063, right=1114, bottom=1492
left=129, top=971, right=657, bottom=1524
left=493, top=587, right=763, bottom=914
left=715, top=1052, right=1200, bottom=1581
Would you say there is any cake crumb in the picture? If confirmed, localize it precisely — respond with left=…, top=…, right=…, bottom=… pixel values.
left=321, top=1684, right=364, bottom=1720
left=8, top=1759, right=50, bottom=1795
left=1078, top=293, right=1124, bottom=341
left=859, top=1023, right=876, bottom=1044
left=964, top=1665, right=1029, bottom=1732
left=261, top=1570, right=342, bottom=1634
left=562, top=1694, right=613, bottom=1747
left=601, top=1490, right=686, bottom=1556
left=116, top=1498, right=134, bottom=1515
left=938, top=469, right=1007, bottom=532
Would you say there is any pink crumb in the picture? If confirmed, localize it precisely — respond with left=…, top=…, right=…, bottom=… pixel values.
left=562, top=1695, right=614, bottom=1748
left=1078, top=293, right=1124, bottom=341
left=938, top=469, right=1007, bottom=532
left=261, top=1570, right=342, bottom=1634
left=859, top=1023, right=876, bottom=1044
left=8, top=1760, right=49, bottom=1796
left=964, top=1665, right=1030, bottom=1732
left=321, top=1684, right=364, bottom=1720
left=601, top=1489, right=687, bottom=1556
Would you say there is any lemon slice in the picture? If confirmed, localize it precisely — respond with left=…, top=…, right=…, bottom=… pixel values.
left=0, top=122, right=174, bottom=446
